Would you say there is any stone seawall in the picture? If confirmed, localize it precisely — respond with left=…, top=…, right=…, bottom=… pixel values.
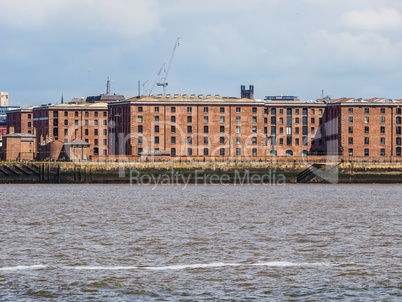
left=0, top=162, right=401, bottom=184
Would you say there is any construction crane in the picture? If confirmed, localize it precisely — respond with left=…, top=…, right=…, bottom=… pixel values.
left=157, top=37, right=180, bottom=95
left=142, top=37, right=180, bottom=96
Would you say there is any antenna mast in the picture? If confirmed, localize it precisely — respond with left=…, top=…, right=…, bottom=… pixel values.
left=106, top=76, right=111, bottom=94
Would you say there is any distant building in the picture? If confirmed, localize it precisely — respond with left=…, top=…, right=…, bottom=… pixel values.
left=240, top=85, right=254, bottom=99
left=86, top=94, right=125, bottom=103
left=1, top=92, right=9, bottom=106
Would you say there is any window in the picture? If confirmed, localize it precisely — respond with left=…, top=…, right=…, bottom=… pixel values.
left=349, top=149, right=353, bottom=156
left=302, top=126, right=308, bottom=135
left=349, top=117, right=353, bottom=123
left=279, top=127, right=283, bottom=134
left=279, top=109, right=283, bottom=114
left=397, top=137, right=401, bottom=145
left=171, top=107, right=176, bottom=113
left=295, top=117, right=299, bottom=124
left=64, top=120, right=68, bottom=126
left=236, top=126, right=241, bottom=133
left=279, top=118, right=284, bottom=124
left=381, top=149, right=385, bottom=156
left=155, top=125, right=159, bottom=133
left=311, top=109, right=315, bottom=114
left=171, top=148, right=176, bottom=156
left=286, top=136, right=292, bottom=146
left=103, top=129, right=107, bottom=135
left=302, top=116, right=307, bottom=125
left=103, top=112, right=107, bottom=117
left=349, top=137, right=353, bottom=145
left=138, top=107, right=143, bottom=112
left=287, top=116, right=292, bottom=125
left=94, top=120, right=98, bottom=126
left=220, top=116, right=225, bottom=123
left=271, top=117, right=276, bottom=124
left=271, top=108, right=276, bottom=115
left=204, top=148, right=208, bottom=156
left=171, top=116, right=176, bottom=123
left=264, top=117, right=267, bottom=124
left=236, top=107, right=241, bottom=113
left=311, top=118, right=315, bottom=124
left=84, top=112, right=88, bottom=117
left=252, top=126, right=257, bottom=133
left=295, top=127, right=299, bottom=134
left=319, top=109, right=323, bottom=114
left=236, top=148, right=241, bottom=156
left=220, top=148, right=225, bottom=156
left=381, top=108, right=385, bottom=114
left=311, top=127, right=315, bottom=134
left=204, top=137, right=208, bottom=144
left=286, top=126, right=292, bottom=135
left=204, top=116, right=208, bottom=123
left=171, top=125, right=176, bottom=133
left=94, top=112, right=98, bottom=117
left=364, top=149, right=369, bottom=156
left=94, top=129, right=98, bottom=136
left=381, top=117, right=385, bottom=123
left=252, top=148, right=257, bottom=156
left=138, top=125, right=143, bottom=133
left=271, top=126, right=276, bottom=135
left=64, top=129, right=68, bottom=136
left=53, top=119, right=58, bottom=127
left=103, top=120, right=107, bottom=126
left=138, top=137, right=143, bottom=144
left=187, top=137, right=192, bottom=144
left=220, top=126, right=225, bottom=133
left=138, top=148, right=143, bottom=155
left=155, top=116, right=159, bottom=122
left=220, top=137, right=225, bottom=144
left=295, top=138, right=299, bottom=145
left=236, top=116, right=241, bottom=123
left=279, top=138, right=283, bottom=145
left=204, top=107, right=208, bottom=113
left=380, top=137, right=385, bottom=145
left=349, top=126, right=353, bottom=134
left=365, top=108, right=369, bottom=114
left=187, top=148, right=192, bottom=156
left=85, top=129, right=89, bottom=135
left=63, top=112, right=67, bottom=117
left=397, top=147, right=402, bottom=156
left=85, top=120, right=88, bottom=126
left=380, top=127, right=385, bottom=134
left=220, top=107, right=225, bottom=113
left=187, top=107, right=192, bottom=113
left=252, top=107, right=257, bottom=113
left=364, top=137, right=369, bottom=145
left=287, top=108, right=292, bottom=115
left=171, top=137, right=176, bottom=144
left=75, top=120, right=78, bottom=125
left=252, top=137, right=257, bottom=144
left=397, top=127, right=401, bottom=135
left=93, top=148, right=99, bottom=155
left=364, top=127, right=369, bottom=134
left=204, top=126, right=208, bottom=133
left=75, top=112, right=79, bottom=117
left=264, top=127, right=267, bottom=134
left=252, top=116, right=257, bottom=123
left=397, top=108, right=402, bottom=115
left=154, top=107, right=159, bottom=113
left=53, top=111, right=59, bottom=118
left=397, top=117, right=401, bottom=124
left=236, top=137, right=241, bottom=144
left=94, top=139, right=98, bottom=146
left=365, top=117, right=369, bottom=123
left=302, top=108, right=307, bottom=115
left=302, top=136, right=308, bottom=146
left=187, top=126, right=192, bottom=133
left=187, top=116, right=192, bottom=123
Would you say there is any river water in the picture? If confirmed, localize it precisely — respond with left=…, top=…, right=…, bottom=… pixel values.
left=0, top=184, right=401, bottom=301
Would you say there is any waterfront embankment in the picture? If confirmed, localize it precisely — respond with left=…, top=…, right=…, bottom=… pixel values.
left=0, top=161, right=402, bottom=184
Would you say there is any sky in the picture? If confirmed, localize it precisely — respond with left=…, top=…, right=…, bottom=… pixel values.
left=1, top=0, right=402, bottom=107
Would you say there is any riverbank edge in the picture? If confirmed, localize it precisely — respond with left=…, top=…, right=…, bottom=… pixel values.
left=0, top=162, right=401, bottom=184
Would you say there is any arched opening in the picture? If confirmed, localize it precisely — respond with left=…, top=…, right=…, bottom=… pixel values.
left=270, top=150, right=277, bottom=156
left=302, top=150, right=308, bottom=157
left=286, top=150, right=293, bottom=156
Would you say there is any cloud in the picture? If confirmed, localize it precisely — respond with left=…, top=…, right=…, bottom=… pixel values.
left=343, top=7, right=402, bottom=30
left=0, top=0, right=161, bottom=36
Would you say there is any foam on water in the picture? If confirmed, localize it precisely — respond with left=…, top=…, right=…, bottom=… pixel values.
left=0, top=265, right=47, bottom=271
